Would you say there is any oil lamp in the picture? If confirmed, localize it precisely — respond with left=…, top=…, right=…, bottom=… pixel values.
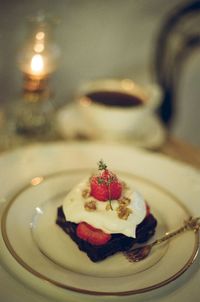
left=15, top=13, right=60, bottom=135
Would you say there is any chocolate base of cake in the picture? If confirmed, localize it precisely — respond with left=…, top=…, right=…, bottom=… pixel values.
left=56, top=206, right=157, bottom=262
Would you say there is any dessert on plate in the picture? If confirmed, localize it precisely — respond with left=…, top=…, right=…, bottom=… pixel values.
left=56, top=160, right=157, bottom=262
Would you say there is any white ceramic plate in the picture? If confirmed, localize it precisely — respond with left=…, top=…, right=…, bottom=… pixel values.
left=2, top=168, right=198, bottom=296
left=0, top=142, right=200, bottom=302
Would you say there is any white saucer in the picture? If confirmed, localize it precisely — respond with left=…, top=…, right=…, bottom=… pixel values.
left=56, top=104, right=166, bottom=149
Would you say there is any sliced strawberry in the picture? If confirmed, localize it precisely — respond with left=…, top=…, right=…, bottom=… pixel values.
left=90, top=176, right=109, bottom=201
left=109, top=181, right=123, bottom=199
left=90, top=175, right=122, bottom=201
left=90, top=160, right=122, bottom=201
left=76, top=222, right=111, bottom=246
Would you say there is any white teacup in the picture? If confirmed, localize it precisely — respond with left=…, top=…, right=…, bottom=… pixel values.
left=77, top=79, right=161, bottom=139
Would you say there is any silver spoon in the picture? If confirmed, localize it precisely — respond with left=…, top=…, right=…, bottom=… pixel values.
left=124, top=216, right=200, bottom=262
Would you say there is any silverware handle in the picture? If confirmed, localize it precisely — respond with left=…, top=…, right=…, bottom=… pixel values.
left=153, top=225, right=188, bottom=246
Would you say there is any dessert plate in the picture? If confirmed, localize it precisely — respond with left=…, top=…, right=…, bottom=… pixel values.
left=0, top=142, right=200, bottom=302
left=1, top=169, right=199, bottom=296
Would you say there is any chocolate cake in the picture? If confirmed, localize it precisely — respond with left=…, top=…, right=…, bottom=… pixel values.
left=56, top=206, right=157, bottom=262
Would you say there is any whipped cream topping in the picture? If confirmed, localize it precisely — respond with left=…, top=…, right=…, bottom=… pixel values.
left=62, top=177, right=146, bottom=238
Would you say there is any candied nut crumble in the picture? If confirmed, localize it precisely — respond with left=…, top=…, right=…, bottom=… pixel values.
left=116, top=205, right=132, bottom=220
left=84, top=200, right=97, bottom=211
left=118, top=197, right=131, bottom=206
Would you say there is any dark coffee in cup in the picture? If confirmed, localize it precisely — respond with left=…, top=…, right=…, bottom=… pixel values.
left=78, top=79, right=160, bottom=139
left=86, top=91, right=143, bottom=108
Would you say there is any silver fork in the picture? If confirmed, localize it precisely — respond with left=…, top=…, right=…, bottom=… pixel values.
left=124, top=216, right=200, bottom=262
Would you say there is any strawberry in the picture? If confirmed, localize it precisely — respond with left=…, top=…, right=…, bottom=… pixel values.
left=90, top=160, right=122, bottom=202
left=76, top=222, right=111, bottom=245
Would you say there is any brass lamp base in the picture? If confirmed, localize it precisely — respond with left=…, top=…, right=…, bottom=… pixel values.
left=14, top=74, right=55, bottom=136
left=23, top=73, right=49, bottom=94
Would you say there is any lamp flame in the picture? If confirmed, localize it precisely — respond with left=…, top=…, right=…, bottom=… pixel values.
left=31, top=54, right=44, bottom=74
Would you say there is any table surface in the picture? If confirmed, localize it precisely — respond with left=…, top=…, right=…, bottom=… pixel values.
left=160, top=136, right=200, bottom=169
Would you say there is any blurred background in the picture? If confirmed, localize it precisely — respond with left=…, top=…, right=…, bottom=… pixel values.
left=0, top=0, right=199, bottom=146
